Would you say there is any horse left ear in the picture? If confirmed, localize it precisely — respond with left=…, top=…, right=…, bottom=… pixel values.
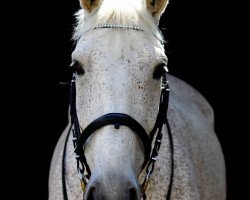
left=146, top=0, right=169, bottom=18
left=79, top=0, right=101, bottom=13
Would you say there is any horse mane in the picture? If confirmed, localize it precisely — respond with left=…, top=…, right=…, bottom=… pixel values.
left=73, top=0, right=164, bottom=43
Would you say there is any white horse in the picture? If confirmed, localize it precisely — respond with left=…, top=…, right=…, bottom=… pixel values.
left=49, top=0, right=226, bottom=199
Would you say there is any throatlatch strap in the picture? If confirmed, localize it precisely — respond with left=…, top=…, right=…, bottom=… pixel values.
left=166, top=120, right=174, bottom=200
left=62, top=125, right=72, bottom=200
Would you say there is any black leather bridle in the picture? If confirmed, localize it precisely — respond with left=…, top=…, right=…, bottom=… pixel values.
left=62, top=64, right=174, bottom=200
left=61, top=26, right=174, bottom=200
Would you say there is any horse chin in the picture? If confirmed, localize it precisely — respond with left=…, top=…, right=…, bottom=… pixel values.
left=84, top=172, right=142, bottom=200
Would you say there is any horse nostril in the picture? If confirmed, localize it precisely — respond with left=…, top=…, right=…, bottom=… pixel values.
left=85, top=186, right=95, bottom=200
left=130, top=188, right=139, bottom=200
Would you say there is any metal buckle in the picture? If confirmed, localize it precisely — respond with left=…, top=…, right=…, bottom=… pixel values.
left=78, top=167, right=87, bottom=191
left=141, top=171, right=152, bottom=194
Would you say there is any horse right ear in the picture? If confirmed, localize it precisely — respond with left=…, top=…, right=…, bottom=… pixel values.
left=146, top=0, right=169, bottom=19
left=79, top=0, right=101, bottom=13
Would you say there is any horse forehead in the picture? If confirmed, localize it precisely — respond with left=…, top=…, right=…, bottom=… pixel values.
left=73, top=31, right=164, bottom=63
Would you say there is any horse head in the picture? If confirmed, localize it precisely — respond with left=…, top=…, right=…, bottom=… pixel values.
left=71, top=0, right=169, bottom=199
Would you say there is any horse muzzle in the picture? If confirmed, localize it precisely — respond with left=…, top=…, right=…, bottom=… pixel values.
left=84, top=175, right=141, bottom=200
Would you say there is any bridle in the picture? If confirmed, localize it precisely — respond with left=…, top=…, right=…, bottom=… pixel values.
left=62, top=25, right=174, bottom=200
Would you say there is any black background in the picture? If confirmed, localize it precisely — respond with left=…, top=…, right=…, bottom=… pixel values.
left=5, top=0, right=245, bottom=199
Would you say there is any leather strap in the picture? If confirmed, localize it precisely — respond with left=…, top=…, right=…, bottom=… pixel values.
left=75, top=113, right=152, bottom=172
left=62, top=64, right=174, bottom=200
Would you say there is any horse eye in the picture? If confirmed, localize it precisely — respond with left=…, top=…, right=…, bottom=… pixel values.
left=70, top=61, right=85, bottom=76
left=153, top=63, right=167, bottom=79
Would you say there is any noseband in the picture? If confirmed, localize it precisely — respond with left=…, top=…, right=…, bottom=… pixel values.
left=62, top=25, right=174, bottom=200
